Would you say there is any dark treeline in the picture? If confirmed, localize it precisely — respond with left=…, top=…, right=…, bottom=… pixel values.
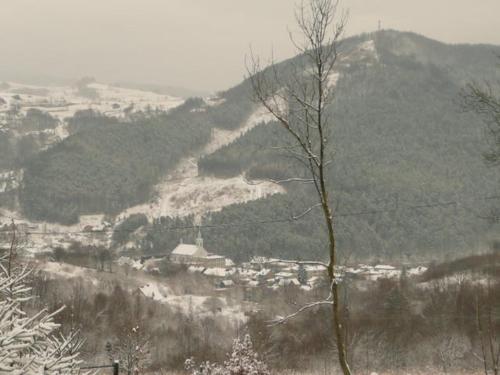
left=0, top=108, right=60, bottom=169
left=112, top=213, right=149, bottom=246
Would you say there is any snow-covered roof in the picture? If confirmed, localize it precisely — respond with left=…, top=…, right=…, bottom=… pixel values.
left=305, top=265, right=325, bottom=272
left=256, top=268, right=271, bottom=276
left=279, top=278, right=300, bottom=286
left=206, top=255, right=225, bottom=259
left=188, top=266, right=205, bottom=273
left=238, top=268, right=258, bottom=277
left=374, top=265, right=396, bottom=270
left=203, top=268, right=228, bottom=277
left=171, top=244, right=207, bottom=257
left=345, top=267, right=363, bottom=274
left=408, top=266, right=427, bottom=276
left=275, top=271, right=294, bottom=278
left=117, top=256, right=143, bottom=270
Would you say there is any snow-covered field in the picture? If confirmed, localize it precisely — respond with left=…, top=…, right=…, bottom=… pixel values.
left=0, top=81, right=184, bottom=124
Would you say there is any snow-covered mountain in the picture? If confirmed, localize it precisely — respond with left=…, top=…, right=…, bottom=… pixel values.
left=2, top=31, right=500, bottom=262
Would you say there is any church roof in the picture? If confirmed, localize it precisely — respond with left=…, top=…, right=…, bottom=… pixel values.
left=171, top=243, right=208, bottom=257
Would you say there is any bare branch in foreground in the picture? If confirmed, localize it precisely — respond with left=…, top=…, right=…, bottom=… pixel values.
left=269, top=300, right=334, bottom=326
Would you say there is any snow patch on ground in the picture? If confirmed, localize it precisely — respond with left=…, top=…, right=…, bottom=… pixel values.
left=117, top=256, right=144, bottom=270
left=204, top=96, right=226, bottom=107
left=140, top=281, right=246, bottom=321
left=328, top=72, right=340, bottom=88
left=39, top=262, right=99, bottom=285
left=359, top=40, right=377, bottom=58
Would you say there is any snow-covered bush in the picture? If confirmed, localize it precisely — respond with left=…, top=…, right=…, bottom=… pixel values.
left=107, top=325, right=151, bottom=375
left=0, top=253, right=86, bottom=374
left=185, top=334, right=269, bottom=375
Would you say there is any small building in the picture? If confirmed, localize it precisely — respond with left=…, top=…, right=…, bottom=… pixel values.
left=304, top=265, right=326, bottom=278
left=204, top=255, right=226, bottom=268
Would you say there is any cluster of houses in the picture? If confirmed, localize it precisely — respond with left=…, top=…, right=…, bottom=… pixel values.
left=137, top=231, right=428, bottom=292
left=1, top=213, right=428, bottom=291
left=132, top=232, right=314, bottom=290
left=164, top=232, right=325, bottom=290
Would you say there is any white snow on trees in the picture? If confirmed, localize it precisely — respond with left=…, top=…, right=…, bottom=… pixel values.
left=0, top=254, right=87, bottom=374
left=185, top=334, right=269, bottom=375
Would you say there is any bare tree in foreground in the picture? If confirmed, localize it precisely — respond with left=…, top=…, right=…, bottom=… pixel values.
left=185, top=334, right=269, bottom=375
left=474, top=283, right=500, bottom=375
left=247, top=0, right=351, bottom=373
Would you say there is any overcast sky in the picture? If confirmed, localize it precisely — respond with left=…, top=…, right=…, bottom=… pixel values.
left=0, top=0, right=499, bottom=93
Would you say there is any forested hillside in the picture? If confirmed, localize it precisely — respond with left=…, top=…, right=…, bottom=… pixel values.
left=12, top=30, right=500, bottom=261
left=194, top=31, right=500, bottom=261
left=19, top=87, right=256, bottom=224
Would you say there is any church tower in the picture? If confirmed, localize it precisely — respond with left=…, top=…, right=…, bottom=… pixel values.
left=196, top=228, right=204, bottom=249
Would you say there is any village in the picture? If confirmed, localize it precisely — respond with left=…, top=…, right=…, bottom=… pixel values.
left=0, top=214, right=428, bottom=297
left=118, top=230, right=429, bottom=294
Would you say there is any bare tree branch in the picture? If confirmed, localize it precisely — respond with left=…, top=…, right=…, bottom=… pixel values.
left=246, top=1, right=351, bottom=373
left=269, top=299, right=333, bottom=326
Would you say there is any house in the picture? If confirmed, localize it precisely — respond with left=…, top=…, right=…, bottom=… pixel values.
left=204, top=255, right=226, bottom=268
left=170, top=230, right=228, bottom=267
left=304, top=265, right=326, bottom=278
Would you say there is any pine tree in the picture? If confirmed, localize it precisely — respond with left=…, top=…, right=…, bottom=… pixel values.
left=0, top=252, right=88, bottom=374
left=111, top=325, right=151, bottom=375
left=297, top=264, right=308, bottom=285
left=185, top=334, right=269, bottom=375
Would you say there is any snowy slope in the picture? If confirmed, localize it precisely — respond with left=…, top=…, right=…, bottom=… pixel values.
left=0, top=81, right=183, bottom=122
left=122, top=104, right=284, bottom=222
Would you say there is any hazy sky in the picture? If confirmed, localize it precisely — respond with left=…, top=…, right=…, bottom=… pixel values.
left=1, top=0, right=499, bottom=93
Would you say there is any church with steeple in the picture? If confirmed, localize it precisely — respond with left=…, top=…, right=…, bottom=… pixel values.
left=170, top=229, right=226, bottom=267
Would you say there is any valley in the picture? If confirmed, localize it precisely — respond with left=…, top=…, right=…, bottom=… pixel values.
left=0, top=20, right=500, bottom=373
